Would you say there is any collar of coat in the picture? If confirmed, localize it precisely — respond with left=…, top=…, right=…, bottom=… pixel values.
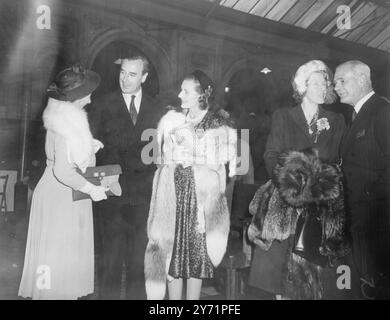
left=194, top=109, right=235, bottom=131
left=43, top=98, right=93, bottom=172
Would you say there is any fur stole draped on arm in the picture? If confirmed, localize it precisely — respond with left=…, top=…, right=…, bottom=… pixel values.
left=43, top=98, right=94, bottom=172
left=248, top=148, right=349, bottom=262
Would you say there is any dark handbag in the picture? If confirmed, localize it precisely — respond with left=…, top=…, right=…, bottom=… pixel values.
left=72, top=164, right=122, bottom=201
left=293, top=205, right=328, bottom=267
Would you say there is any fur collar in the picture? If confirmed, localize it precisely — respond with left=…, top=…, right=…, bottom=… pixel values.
left=43, top=98, right=93, bottom=172
left=157, top=110, right=186, bottom=142
left=158, top=109, right=234, bottom=133
left=194, top=109, right=235, bottom=131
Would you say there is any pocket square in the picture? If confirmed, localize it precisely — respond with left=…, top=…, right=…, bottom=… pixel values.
left=356, top=129, right=366, bottom=138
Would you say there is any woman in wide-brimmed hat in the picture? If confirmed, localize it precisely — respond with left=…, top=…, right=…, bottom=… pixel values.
left=19, top=63, right=106, bottom=299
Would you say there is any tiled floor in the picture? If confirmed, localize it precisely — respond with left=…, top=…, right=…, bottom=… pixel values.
left=0, top=210, right=269, bottom=300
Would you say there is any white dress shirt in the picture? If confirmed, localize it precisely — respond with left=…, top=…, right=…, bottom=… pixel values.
left=354, top=91, right=375, bottom=114
left=122, top=89, right=142, bottom=114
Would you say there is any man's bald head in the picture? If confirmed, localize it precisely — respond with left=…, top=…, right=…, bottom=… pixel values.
left=334, top=60, right=373, bottom=106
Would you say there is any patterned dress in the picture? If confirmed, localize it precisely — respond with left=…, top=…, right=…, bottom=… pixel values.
left=168, top=165, right=214, bottom=279
left=168, top=110, right=235, bottom=279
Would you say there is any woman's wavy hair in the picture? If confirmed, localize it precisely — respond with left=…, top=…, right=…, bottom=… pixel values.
left=184, top=70, right=215, bottom=110
left=292, top=60, right=337, bottom=105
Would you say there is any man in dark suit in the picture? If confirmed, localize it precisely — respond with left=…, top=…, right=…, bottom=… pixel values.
left=89, top=52, right=164, bottom=299
left=335, top=60, right=390, bottom=299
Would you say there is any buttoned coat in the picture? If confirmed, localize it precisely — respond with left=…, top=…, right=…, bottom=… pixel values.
left=265, top=105, right=346, bottom=175
left=340, top=94, right=390, bottom=232
left=89, top=90, right=164, bottom=205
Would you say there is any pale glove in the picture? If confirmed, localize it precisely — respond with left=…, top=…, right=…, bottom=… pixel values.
left=92, top=139, right=104, bottom=153
left=79, top=181, right=108, bottom=201
left=100, top=176, right=122, bottom=196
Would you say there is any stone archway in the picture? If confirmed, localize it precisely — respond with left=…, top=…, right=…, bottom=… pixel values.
left=221, top=58, right=286, bottom=182
left=85, top=29, right=173, bottom=97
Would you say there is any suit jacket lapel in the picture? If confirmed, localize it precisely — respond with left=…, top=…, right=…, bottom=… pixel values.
left=288, top=106, right=312, bottom=143
left=136, top=95, right=147, bottom=128
left=114, top=90, right=134, bottom=125
left=349, top=95, right=373, bottom=129
left=341, top=94, right=376, bottom=152
left=134, top=93, right=154, bottom=133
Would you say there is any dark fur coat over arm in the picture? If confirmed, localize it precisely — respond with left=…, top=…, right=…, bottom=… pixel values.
left=248, top=148, right=349, bottom=264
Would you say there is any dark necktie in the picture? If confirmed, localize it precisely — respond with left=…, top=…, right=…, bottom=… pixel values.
left=352, top=109, right=357, bottom=122
left=129, top=95, right=137, bottom=125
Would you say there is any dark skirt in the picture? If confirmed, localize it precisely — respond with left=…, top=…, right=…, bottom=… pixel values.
left=249, top=238, right=348, bottom=298
left=168, top=165, right=214, bottom=279
left=248, top=237, right=293, bottom=295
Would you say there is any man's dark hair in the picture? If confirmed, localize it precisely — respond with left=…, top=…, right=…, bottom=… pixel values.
left=121, top=50, right=150, bottom=75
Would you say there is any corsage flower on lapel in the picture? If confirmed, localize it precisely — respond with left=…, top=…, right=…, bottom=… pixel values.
left=313, top=117, right=330, bottom=143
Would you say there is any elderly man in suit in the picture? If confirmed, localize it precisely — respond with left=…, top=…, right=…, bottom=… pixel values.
left=335, top=60, right=390, bottom=299
left=89, top=51, right=164, bottom=299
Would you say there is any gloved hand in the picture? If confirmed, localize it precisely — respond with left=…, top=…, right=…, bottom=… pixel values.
left=92, top=139, right=104, bottom=153
left=79, top=181, right=108, bottom=201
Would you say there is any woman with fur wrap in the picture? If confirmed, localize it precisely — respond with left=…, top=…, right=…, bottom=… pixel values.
left=19, top=65, right=106, bottom=299
left=145, top=71, right=237, bottom=300
left=248, top=60, right=348, bottom=299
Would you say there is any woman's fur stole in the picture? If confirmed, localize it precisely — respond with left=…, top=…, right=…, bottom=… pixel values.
left=156, top=109, right=237, bottom=179
left=144, top=109, right=235, bottom=299
left=248, top=148, right=349, bottom=299
left=43, top=98, right=94, bottom=172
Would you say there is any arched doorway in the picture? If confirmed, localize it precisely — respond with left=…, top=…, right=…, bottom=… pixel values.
left=90, top=41, right=159, bottom=98
left=224, top=68, right=288, bottom=182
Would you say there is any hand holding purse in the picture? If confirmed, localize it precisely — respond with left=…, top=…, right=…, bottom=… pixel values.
left=293, top=204, right=328, bottom=267
left=73, top=164, right=122, bottom=201
left=79, top=181, right=108, bottom=201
